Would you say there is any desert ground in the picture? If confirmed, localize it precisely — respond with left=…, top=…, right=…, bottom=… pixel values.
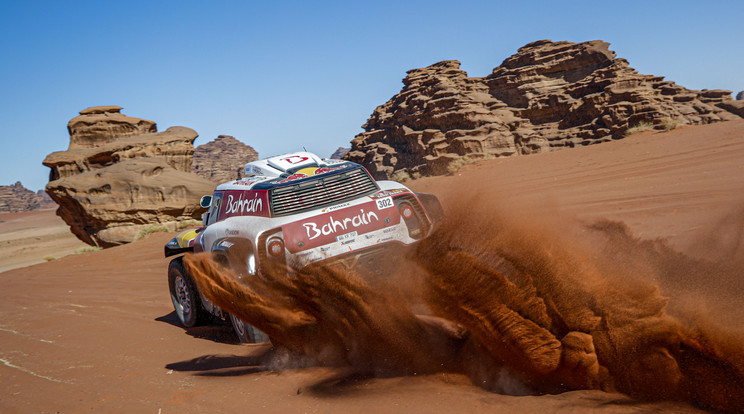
left=0, top=209, right=89, bottom=273
left=2, top=120, right=743, bottom=413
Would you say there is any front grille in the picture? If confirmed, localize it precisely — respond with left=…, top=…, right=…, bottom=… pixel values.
left=270, top=168, right=379, bottom=216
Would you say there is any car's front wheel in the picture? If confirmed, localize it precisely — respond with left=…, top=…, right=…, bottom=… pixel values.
left=168, top=257, right=206, bottom=327
left=229, top=313, right=269, bottom=343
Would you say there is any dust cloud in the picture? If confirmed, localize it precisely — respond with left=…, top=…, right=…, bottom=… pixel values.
left=183, top=196, right=744, bottom=412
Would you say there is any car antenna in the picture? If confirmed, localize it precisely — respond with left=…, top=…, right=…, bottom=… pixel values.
left=303, top=146, right=307, bottom=152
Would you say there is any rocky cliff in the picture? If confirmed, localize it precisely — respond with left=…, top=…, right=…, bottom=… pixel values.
left=43, top=106, right=215, bottom=247
left=192, top=135, right=258, bottom=183
left=346, top=40, right=744, bottom=178
left=0, top=182, right=55, bottom=213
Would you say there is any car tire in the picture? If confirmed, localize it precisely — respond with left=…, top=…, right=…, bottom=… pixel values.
left=168, top=256, right=206, bottom=328
left=229, top=313, right=269, bottom=343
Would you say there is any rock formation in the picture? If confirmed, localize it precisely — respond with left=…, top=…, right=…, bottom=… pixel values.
left=0, top=182, right=55, bottom=212
left=736, top=91, right=743, bottom=100
left=43, top=106, right=215, bottom=247
left=330, top=147, right=350, bottom=159
left=37, top=189, right=53, bottom=206
left=192, top=135, right=258, bottom=183
left=346, top=40, right=744, bottom=179
left=67, top=105, right=156, bottom=149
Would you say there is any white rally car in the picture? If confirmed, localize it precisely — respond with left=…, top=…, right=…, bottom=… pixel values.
left=164, top=151, right=443, bottom=342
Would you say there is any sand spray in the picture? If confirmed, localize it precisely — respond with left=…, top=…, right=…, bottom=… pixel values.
left=183, top=195, right=744, bottom=412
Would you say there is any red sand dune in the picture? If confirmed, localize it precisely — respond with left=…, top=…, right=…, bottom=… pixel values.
left=1, top=120, right=743, bottom=413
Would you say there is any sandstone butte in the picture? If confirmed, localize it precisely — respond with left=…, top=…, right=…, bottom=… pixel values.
left=330, top=147, right=350, bottom=159
left=0, top=182, right=55, bottom=213
left=43, top=106, right=215, bottom=247
left=345, top=39, right=744, bottom=179
left=191, top=134, right=258, bottom=183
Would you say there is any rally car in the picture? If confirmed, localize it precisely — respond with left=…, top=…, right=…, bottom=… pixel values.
left=164, top=151, right=443, bottom=343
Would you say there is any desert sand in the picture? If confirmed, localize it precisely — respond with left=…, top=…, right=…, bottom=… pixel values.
left=2, top=120, right=743, bottom=413
left=0, top=209, right=89, bottom=273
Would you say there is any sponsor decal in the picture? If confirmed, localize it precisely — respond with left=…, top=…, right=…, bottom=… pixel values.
left=226, top=192, right=262, bottom=214
left=284, top=201, right=401, bottom=253
left=375, top=196, right=394, bottom=210
left=219, top=190, right=270, bottom=218
left=280, top=173, right=310, bottom=183
left=341, top=239, right=355, bottom=245
left=322, top=202, right=351, bottom=213
left=302, top=210, right=378, bottom=241
left=279, top=166, right=346, bottom=184
left=282, top=155, right=309, bottom=164
left=369, top=188, right=408, bottom=199
left=314, top=167, right=343, bottom=175
left=226, top=229, right=239, bottom=236
left=383, top=227, right=397, bottom=233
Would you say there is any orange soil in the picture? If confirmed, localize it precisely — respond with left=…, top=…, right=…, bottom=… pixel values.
left=2, top=120, right=743, bottom=413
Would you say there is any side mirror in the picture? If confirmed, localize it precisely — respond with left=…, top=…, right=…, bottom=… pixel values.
left=199, top=195, right=213, bottom=208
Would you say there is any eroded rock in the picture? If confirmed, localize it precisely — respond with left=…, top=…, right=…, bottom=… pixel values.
left=0, top=182, right=55, bottom=213
left=192, top=135, right=258, bottom=183
left=330, top=147, right=350, bottom=159
left=67, top=105, right=156, bottom=149
left=346, top=40, right=744, bottom=178
left=43, top=106, right=214, bottom=247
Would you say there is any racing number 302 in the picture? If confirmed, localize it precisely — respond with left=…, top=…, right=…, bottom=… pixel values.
left=376, top=196, right=394, bottom=210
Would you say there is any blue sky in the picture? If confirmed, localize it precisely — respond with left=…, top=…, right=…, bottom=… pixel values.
left=1, top=1, right=742, bottom=191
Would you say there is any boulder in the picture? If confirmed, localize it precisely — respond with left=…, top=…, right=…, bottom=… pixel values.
left=191, top=135, right=258, bottom=183
left=46, top=159, right=212, bottom=246
left=346, top=40, right=744, bottom=179
left=43, top=107, right=214, bottom=247
left=736, top=91, right=743, bottom=100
